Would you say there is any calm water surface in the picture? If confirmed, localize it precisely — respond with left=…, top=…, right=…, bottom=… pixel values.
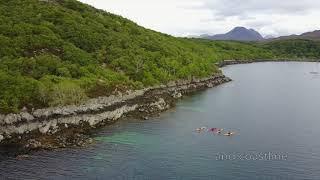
left=1, top=62, right=320, bottom=180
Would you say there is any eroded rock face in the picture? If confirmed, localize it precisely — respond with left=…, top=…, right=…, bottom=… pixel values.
left=0, top=75, right=231, bottom=150
left=0, top=134, right=4, bottom=142
left=24, top=139, right=42, bottom=149
left=21, top=112, right=34, bottom=122
left=172, top=91, right=183, bottom=99
left=4, top=114, right=21, bottom=125
left=149, top=98, right=168, bottom=111
left=0, top=114, right=5, bottom=124
left=30, top=89, right=146, bottom=120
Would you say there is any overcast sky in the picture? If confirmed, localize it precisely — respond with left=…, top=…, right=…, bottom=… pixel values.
left=79, top=0, right=320, bottom=37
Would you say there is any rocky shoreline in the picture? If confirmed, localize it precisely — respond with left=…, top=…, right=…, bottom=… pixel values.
left=216, top=59, right=320, bottom=67
left=0, top=75, right=231, bottom=152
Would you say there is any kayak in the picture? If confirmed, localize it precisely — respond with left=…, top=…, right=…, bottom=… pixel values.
left=195, top=127, right=208, bottom=133
left=224, top=132, right=235, bottom=136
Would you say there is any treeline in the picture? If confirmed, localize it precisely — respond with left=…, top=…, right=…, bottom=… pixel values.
left=0, top=0, right=220, bottom=113
left=262, top=39, right=320, bottom=59
left=0, top=0, right=319, bottom=113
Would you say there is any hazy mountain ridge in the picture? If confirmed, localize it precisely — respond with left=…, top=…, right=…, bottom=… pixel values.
left=269, top=30, right=320, bottom=41
left=200, top=27, right=264, bottom=41
left=197, top=28, right=320, bottom=42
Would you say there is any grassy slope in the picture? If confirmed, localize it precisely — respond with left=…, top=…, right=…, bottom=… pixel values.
left=0, top=0, right=319, bottom=113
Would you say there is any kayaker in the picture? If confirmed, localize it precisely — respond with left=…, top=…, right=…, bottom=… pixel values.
left=201, top=127, right=207, bottom=130
left=217, top=128, right=223, bottom=134
left=224, top=131, right=234, bottom=136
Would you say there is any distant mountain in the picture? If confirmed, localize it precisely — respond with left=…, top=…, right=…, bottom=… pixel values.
left=301, top=30, right=320, bottom=40
left=270, top=30, right=320, bottom=41
left=201, top=27, right=264, bottom=41
left=264, top=35, right=275, bottom=39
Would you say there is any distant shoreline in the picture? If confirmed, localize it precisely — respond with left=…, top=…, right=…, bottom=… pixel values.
left=217, top=59, right=320, bottom=67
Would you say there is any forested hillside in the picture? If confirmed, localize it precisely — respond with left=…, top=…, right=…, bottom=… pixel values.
left=0, top=0, right=319, bottom=114
left=263, top=39, right=320, bottom=59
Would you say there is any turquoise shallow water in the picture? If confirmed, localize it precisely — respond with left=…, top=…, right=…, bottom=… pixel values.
left=1, top=62, right=320, bottom=179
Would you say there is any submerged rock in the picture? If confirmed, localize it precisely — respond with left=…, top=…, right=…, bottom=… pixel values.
left=16, top=154, right=30, bottom=160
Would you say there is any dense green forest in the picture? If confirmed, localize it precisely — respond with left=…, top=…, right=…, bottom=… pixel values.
left=0, top=0, right=319, bottom=113
left=263, top=39, right=320, bottom=59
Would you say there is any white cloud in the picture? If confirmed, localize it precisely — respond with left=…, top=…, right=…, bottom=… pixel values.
left=79, top=0, right=320, bottom=37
